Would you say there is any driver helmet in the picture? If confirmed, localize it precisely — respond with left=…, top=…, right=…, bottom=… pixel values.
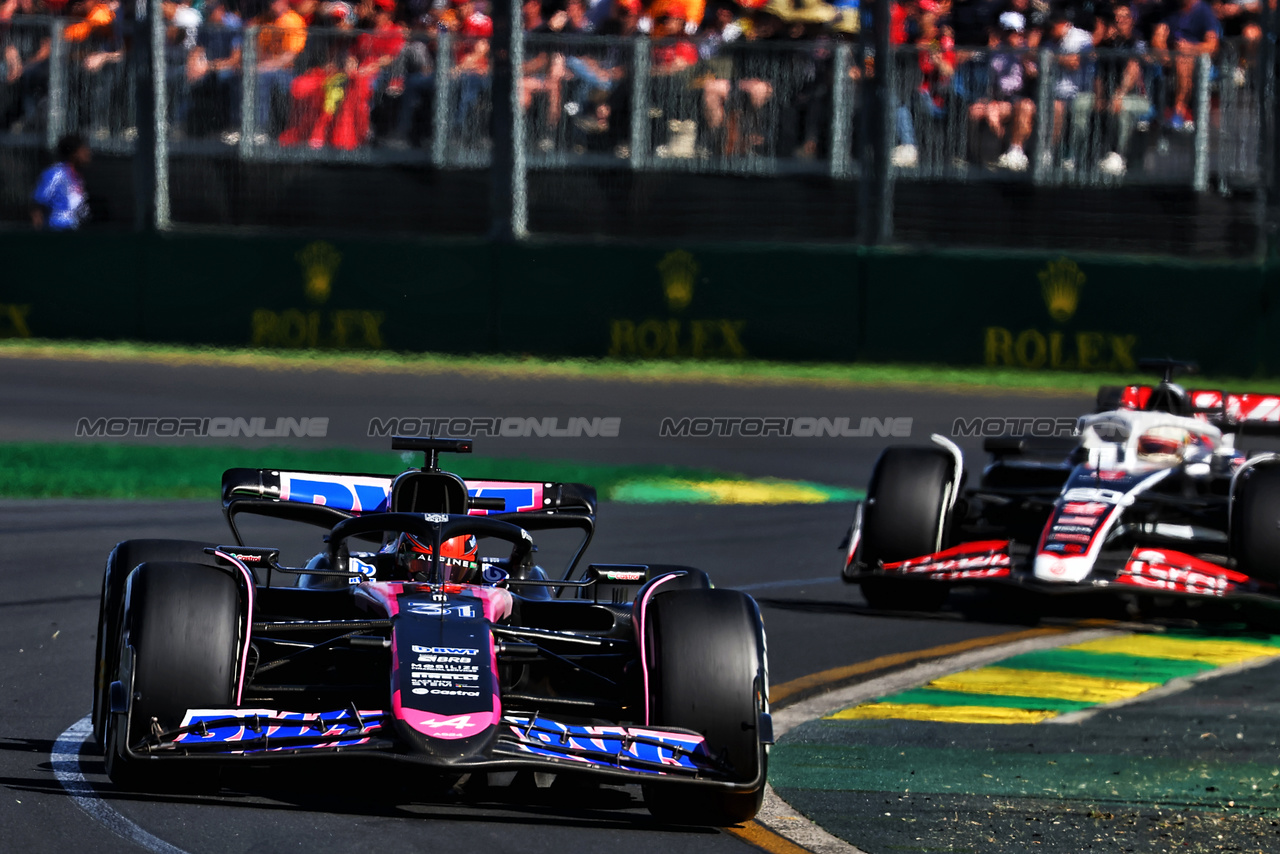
left=1136, top=425, right=1190, bottom=465
left=395, top=532, right=479, bottom=583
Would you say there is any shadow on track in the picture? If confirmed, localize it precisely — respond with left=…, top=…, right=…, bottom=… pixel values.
left=0, top=737, right=57, bottom=755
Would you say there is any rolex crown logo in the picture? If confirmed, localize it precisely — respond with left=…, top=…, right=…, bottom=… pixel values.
left=297, top=241, right=342, bottom=304
left=1039, top=257, right=1085, bottom=322
left=658, top=250, right=698, bottom=312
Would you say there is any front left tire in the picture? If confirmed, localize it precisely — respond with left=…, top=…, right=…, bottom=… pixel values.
left=857, top=446, right=956, bottom=611
left=1231, top=464, right=1280, bottom=583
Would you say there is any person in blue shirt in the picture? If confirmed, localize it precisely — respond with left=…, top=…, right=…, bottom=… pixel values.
left=1153, top=0, right=1221, bottom=130
left=31, top=134, right=91, bottom=230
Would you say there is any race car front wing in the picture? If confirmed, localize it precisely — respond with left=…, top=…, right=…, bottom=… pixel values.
left=117, top=706, right=767, bottom=788
left=845, top=540, right=1280, bottom=603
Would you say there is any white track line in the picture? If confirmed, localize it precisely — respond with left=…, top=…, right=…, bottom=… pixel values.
left=52, top=714, right=191, bottom=854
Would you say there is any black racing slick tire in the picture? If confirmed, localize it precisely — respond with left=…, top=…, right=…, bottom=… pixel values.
left=104, top=562, right=241, bottom=791
left=1096, top=386, right=1124, bottom=413
left=93, top=539, right=221, bottom=745
left=1231, top=465, right=1280, bottom=584
left=641, top=588, right=768, bottom=827
left=858, top=446, right=955, bottom=612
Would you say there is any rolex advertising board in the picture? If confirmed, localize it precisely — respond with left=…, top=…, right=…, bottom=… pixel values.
left=491, top=245, right=859, bottom=362
left=860, top=251, right=1265, bottom=376
left=0, top=231, right=1274, bottom=378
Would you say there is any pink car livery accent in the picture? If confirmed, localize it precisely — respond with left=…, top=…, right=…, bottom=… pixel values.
left=466, top=481, right=544, bottom=515
left=503, top=715, right=714, bottom=773
left=212, top=549, right=257, bottom=706
left=634, top=572, right=683, bottom=726
left=237, top=471, right=551, bottom=517
left=103, top=439, right=768, bottom=824
left=392, top=698, right=499, bottom=740
left=175, top=708, right=385, bottom=751
left=357, top=581, right=504, bottom=747
left=279, top=472, right=392, bottom=512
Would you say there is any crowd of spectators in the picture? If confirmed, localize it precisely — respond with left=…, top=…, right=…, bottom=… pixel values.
left=891, top=0, right=1262, bottom=174
left=0, top=0, right=1266, bottom=171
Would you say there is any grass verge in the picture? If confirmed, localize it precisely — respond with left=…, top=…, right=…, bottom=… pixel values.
left=0, top=443, right=861, bottom=504
left=0, top=337, right=1260, bottom=396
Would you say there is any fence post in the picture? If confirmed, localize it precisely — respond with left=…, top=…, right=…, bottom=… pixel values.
left=1033, top=47, right=1053, bottom=184
left=830, top=42, right=852, bottom=180
left=239, top=27, right=258, bottom=157
left=151, top=0, right=169, bottom=229
left=1261, top=1, right=1278, bottom=256
left=131, top=0, right=158, bottom=232
left=1192, top=52, right=1210, bottom=192
left=510, top=21, right=527, bottom=238
left=877, top=43, right=895, bottom=242
left=431, top=32, right=453, bottom=168
left=630, top=36, right=650, bottom=169
left=46, top=22, right=66, bottom=149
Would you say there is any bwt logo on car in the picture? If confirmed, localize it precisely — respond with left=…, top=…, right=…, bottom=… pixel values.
left=659, top=416, right=913, bottom=438
left=76, top=416, right=329, bottom=438
left=368, top=417, right=621, bottom=438
left=951, top=417, right=1078, bottom=438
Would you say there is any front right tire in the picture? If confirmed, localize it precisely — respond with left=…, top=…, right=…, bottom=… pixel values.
left=104, top=561, right=241, bottom=791
left=857, top=446, right=955, bottom=611
left=93, top=539, right=221, bottom=744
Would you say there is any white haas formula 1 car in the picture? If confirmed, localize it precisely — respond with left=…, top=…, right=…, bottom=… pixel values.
left=841, top=360, right=1280, bottom=616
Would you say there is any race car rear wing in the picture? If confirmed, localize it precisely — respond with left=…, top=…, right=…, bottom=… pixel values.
left=221, top=467, right=598, bottom=571
left=1109, top=386, right=1280, bottom=432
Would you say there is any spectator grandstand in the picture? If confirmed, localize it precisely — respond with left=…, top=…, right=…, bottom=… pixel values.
left=0, top=0, right=1270, bottom=247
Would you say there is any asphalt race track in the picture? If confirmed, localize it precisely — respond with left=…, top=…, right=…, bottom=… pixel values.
left=0, top=355, right=1091, bottom=480
left=0, top=355, right=1094, bottom=853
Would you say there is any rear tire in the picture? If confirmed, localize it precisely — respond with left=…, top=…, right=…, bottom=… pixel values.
left=858, top=447, right=955, bottom=612
left=104, top=562, right=241, bottom=791
left=1096, top=385, right=1124, bottom=413
left=641, top=588, right=767, bottom=826
left=93, top=540, right=221, bottom=744
left=1231, top=465, right=1280, bottom=583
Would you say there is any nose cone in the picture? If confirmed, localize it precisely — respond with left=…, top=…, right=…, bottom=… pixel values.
left=1033, top=553, right=1094, bottom=583
left=389, top=589, right=503, bottom=763
left=390, top=696, right=500, bottom=762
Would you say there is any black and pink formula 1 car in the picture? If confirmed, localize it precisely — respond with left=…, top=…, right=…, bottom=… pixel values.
left=840, top=360, right=1280, bottom=619
left=93, top=437, right=769, bottom=826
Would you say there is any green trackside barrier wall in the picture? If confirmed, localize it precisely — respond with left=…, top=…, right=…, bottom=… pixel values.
left=1, top=231, right=1275, bottom=376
